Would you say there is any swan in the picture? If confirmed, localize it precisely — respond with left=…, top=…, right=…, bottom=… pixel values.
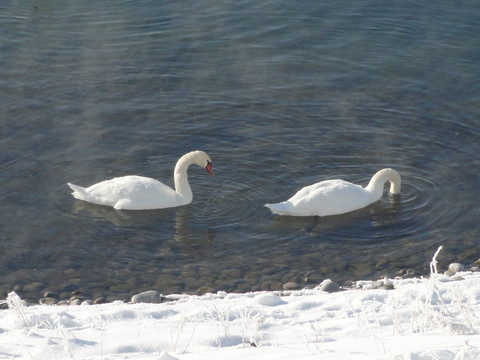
left=68, top=150, right=214, bottom=210
left=265, top=168, right=401, bottom=217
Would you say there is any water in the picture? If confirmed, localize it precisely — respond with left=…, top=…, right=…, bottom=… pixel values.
left=1, top=1, right=479, bottom=301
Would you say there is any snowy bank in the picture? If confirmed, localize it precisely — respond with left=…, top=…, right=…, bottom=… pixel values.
left=1, top=271, right=480, bottom=359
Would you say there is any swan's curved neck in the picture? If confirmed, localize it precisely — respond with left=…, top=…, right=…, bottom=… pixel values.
left=173, top=154, right=194, bottom=203
left=365, top=168, right=401, bottom=199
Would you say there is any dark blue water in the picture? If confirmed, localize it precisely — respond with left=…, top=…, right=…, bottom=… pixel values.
left=1, top=1, right=479, bottom=301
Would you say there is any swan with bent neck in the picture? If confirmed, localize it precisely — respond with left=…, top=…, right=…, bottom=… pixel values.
left=265, top=168, right=401, bottom=217
left=68, top=150, right=214, bottom=210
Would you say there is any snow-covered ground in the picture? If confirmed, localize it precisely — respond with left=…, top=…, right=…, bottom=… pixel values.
left=1, top=269, right=480, bottom=359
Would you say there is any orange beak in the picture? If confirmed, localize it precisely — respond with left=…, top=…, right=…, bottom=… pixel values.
left=206, top=161, right=214, bottom=176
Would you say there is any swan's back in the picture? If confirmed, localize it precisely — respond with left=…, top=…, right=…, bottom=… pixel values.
left=69, top=176, right=182, bottom=210
left=68, top=150, right=213, bottom=210
left=292, top=180, right=374, bottom=216
left=266, top=168, right=401, bottom=217
left=266, top=179, right=376, bottom=216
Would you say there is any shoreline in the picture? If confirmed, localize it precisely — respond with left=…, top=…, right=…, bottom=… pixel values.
left=2, top=258, right=476, bottom=309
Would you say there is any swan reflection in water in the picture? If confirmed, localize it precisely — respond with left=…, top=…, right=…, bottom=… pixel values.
left=71, top=201, right=215, bottom=247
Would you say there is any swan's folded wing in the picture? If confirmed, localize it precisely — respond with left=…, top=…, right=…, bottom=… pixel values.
left=289, top=180, right=372, bottom=216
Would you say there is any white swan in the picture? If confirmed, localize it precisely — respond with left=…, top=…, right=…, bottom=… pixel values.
left=265, top=168, right=401, bottom=217
left=68, top=150, right=214, bottom=210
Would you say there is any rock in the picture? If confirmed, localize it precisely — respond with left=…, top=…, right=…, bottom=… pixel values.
left=23, top=282, right=44, bottom=294
left=81, top=300, right=94, bottom=306
left=397, top=268, right=416, bottom=277
left=131, top=290, right=164, bottom=304
left=219, top=268, right=243, bottom=280
left=372, top=279, right=394, bottom=290
left=64, top=268, right=78, bottom=278
left=70, top=299, right=82, bottom=306
left=196, top=286, right=214, bottom=295
left=283, top=282, right=301, bottom=290
left=94, top=297, right=108, bottom=304
left=448, top=263, right=465, bottom=274
left=61, top=281, right=83, bottom=293
left=43, top=291, right=57, bottom=298
left=70, top=295, right=86, bottom=302
left=316, top=279, right=340, bottom=293
left=39, top=297, right=58, bottom=305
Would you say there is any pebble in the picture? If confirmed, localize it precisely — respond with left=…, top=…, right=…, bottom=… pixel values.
left=39, top=297, right=58, bottom=305
left=70, top=299, right=82, bottom=306
left=131, top=290, right=165, bottom=304
left=196, top=286, right=215, bottom=295
left=23, top=282, right=44, bottom=293
left=283, top=282, right=301, bottom=290
left=71, top=295, right=86, bottom=302
left=396, top=268, right=416, bottom=277
left=43, top=291, right=57, bottom=298
left=13, top=258, right=479, bottom=305
left=316, top=279, right=340, bottom=293
left=444, top=262, right=465, bottom=276
left=219, top=268, right=243, bottom=280
left=448, top=263, right=465, bottom=274
left=372, top=279, right=394, bottom=290
left=94, top=297, right=108, bottom=304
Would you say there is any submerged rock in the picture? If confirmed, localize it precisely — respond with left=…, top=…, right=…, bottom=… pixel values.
left=23, top=282, right=44, bottom=294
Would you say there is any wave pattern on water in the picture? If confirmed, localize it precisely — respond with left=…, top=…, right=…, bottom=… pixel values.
left=0, top=1, right=479, bottom=300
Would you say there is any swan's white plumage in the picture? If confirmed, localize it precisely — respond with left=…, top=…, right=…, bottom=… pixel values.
left=265, top=168, right=401, bottom=217
left=68, top=150, right=213, bottom=210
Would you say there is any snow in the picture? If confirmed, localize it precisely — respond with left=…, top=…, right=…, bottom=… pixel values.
left=2, top=271, right=480, bottom=359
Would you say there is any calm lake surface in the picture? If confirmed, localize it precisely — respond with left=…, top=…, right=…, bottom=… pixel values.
left=1, top=1, right=479, bottom=301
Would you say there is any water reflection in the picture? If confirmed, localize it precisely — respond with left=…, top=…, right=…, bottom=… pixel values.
left=72, top=201, right=166, bottom=227
left=71, top=201, right=211, bottom=246
left=1, top=0, right=479, bottom=301
left=270, top=192, right=402, bottom=239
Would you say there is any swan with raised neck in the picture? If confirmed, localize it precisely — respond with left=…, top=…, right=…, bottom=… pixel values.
left=265, top=168, right=401, bottom=217
left=174, top=150, right=214, bottom=203
left=68, top=150, right=213, bottom=210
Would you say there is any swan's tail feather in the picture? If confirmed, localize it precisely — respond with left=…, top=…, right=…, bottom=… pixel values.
left=265, top=202, right=294, bottom=216
left=68, top=183, right=90, bottom=201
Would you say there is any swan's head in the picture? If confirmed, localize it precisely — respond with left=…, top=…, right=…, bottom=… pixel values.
left=205, top=160, right=214, bottom=176
left=190, top=150, right=214, bottom=176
